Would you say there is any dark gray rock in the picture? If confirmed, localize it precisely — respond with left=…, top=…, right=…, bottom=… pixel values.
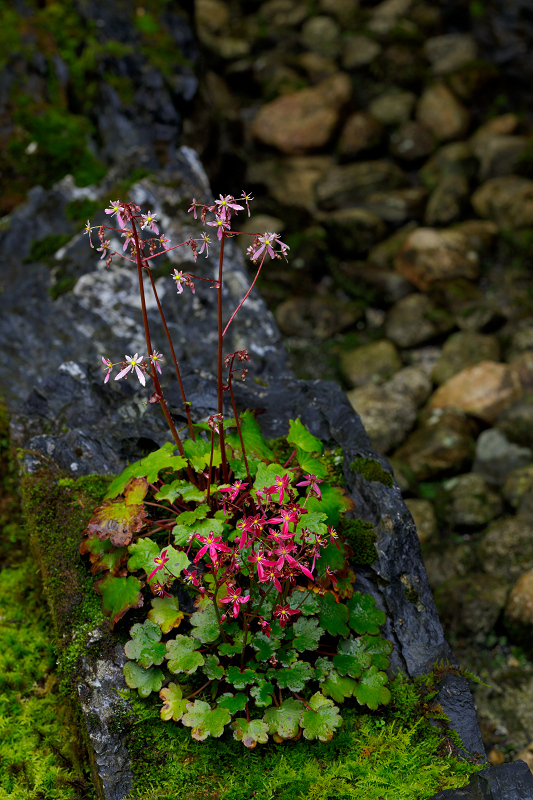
left=431, top=760, right=533, bottom=799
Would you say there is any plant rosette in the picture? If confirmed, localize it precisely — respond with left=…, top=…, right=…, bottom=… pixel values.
left=79, top=415, right=394, bottom=748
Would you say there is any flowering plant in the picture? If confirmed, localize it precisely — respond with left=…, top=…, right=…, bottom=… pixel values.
left=79, top=192, right=393, bottom=747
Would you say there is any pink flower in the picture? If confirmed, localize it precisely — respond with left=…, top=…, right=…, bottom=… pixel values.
left=115, top=354, right=146, bottom=386
left=247, top=550, right=276, bottom=581
left=121, top=231, right=133, bottom=251
left=265, top=474, right=291, bottom=505
left=148, top=548, right=170, bottom=581
left=198, top=232, right=210, bottom=257
left=259, top=618, right=272, bottom=637
left=141, top=210, right=159, bottom=234
left=273, top=541, right=298, bottom=571
left=84, top=220, right=94, bottom=247
left=102, top=357, right=113, bottom=383
left=158, top=234, right=171, bottom=250
left=328, top=525, right=341, bottom=548
left=214, top=194, right=244, bottom=220
left=240, top=190, right=253, bottom=216
left=207, top=214, right=230, bottom=240
left=194, top=531, right=232, bottom=564
left=150, top=350, right=163, bottom=374
left=172, top=270, right=186, bottom=294
left=219, top=481, right=248, bottom=503
left=259, top=564, right=283, bottom=593
left=183, top=569, right=200, bottom=587
left=188, top=198, right=198, bottom=219
left=296, top=474, right=323, bottom=499
left=152, top=581, right=171, bottom=598
left=273, top=603, right=300, bottom=628
left=97, top=240, right=111, bottom=260
left=249, top=232, right=290, bottom=263
left=220, top=585, right=250, bottom=618
left=105, top=200, right=125, bottom=228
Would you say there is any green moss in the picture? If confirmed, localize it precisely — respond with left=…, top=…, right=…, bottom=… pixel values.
left=25, top=233, right=73, bottom=264
left=0, top=402, right=97, bottom=798
left=340, top=518, right=378, bottom=564
left=65, top=198, right=101, bottom=224
left=350, top=458, right=394, bottom=488
left=118, top=671, right=482, bottom=800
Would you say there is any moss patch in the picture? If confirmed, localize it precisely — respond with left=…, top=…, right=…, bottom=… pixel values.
left=350, top=458, right=394, bottom=488
left=340, top=518, right=378, bottom=565
left=119, top=671, right=483, bottom=800
left=0, top=403, right=97, bottom=798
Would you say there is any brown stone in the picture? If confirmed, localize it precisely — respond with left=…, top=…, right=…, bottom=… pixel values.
left=428, top=361, right=523, bottom=423
left=246, top=156, right=333, bottom=212
left=340, top=339, right=402, bottom=389
left=389, top=121, right=435, bottom=161
left=250, top=73, right=351, bottom=155
left=416, top=83, right=470, bottom=141
left=394, top=227, right=479, bottom=291
left=385, top=292, right=454, bottom=349
left=339, top=112, right=384, bottom=156
left=404, top=498, right=438, bottom=544
left=471, top=176, right=533, bottom=230
left=505, top=569, right=533, bottom=633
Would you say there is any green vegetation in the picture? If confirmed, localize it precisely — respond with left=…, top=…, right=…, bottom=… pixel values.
left=119, top=670, right=483, bottom=800
left=0, top=402, right=96, bottom=798
left=340, top=518, right=378, bottom=565
left=25, top=233, right=73, bottom=263
left=350, top=458, right=394, bottom=488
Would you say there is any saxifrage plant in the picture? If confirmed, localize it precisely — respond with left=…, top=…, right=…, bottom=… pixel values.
left=79, top=191, right=393, bottom=747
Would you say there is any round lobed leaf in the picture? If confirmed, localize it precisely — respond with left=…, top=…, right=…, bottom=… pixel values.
left=123, top=661, right=164, bottom=698
left=124, top=619, right=165, bottom=668
left=165, top=634, right=204, bottom=675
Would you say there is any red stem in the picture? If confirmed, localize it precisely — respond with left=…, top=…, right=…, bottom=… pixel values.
left=222, top=254, right=266, bottom=337
left=217, top=234, right=228, bottom=482
left=129, top=216, right=186, bottom=458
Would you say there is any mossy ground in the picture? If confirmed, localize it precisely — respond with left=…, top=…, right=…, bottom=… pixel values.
left=120, top=672, right=483, bottom=800
left=0, top=402, right=96, bottom=799
left=4, top=406, right=484, bottom=800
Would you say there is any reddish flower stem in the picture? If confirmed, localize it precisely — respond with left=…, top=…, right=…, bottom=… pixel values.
left=129, top=216, right=186, bottom=458
left=217, top=234, right=228, bottom=482
left=222, top=254, right=266, bottom=338
left=145, top=265, right=196, bottom=441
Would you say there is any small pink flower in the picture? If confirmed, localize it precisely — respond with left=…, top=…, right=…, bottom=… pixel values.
left=121, top=231, right=133, bottom=251
left=148, top=548, right=170, bottom=581
left=198, top=232, right=210, bottom=257
left=188, top=198, right=198, bottom=219
left=114, top=354, right=146, bottom=386
left=265, top=474, right=291, bottom=505
left=219, top=481, right=248, bottom=503
left=97, top=240, right=111, bottom=260
left=84, top=220, right=94, bottom=248
left=141, top=210, right=159, bottom=234
left=172, top=269, right=186, bottom=294
left=296, top=474, right=323, bottom=499
left=158, top=234, right=171, bottom=250
left=183, top=569, right=200, bottom=587
left=273, top=603, right=300, bottom=628
left=207, top=214, right=230, bottom=240
left=102, top=357, right=113, bottom=383
left=214, top=194, right=244, bottom=220
left=220, top=585, right=250, bottom=619
left=105, top=200, right=125, bottom=228
left=152, top=581, right=171, bottom=598
left=249, top=232, right=290, bottom=263
left=259, top=618, right=272, bottom=637
left=194, top=531, right=232, bottom=564
left=240, top=190, right=253, bottom=216
left=150, top=350, right=163, bottom=374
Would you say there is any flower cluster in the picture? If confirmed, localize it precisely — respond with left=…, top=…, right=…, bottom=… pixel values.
left=102, top=351, right=163, bottom=386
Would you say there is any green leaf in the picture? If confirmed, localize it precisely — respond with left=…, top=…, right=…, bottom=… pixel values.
left=225, top=410, right=275, bottom=461
left=252, top=463, right=292, bottom=496
left=79, top=536, right=128, bottom=576
left=315, top=541, right=348, bottom=577
left=263, top=699, right=304, bottom=740
left=159, top=682, right=188, bottom=721
left=127, top=538, right=160, bottom=577
left=359, top=633, right=394, bottom=671
left=296, top=511, right=328, bottom=540
left=333, top=637, right=372, bottom=678
left=353, top=666, right=391, bottom=710
left=164, top=548, right=190, bottom=579
left=250, top=680, right=275, bottom=708
left=182, top=701, right=231, bottom=741
left=287, top=418, right=323, bottom=455
left=346, top=592, right=386, bottom=635
left=94, top=573, right=144, bottom=629
left=318, top=593, right=350, bottom=637
left=217, top=692, right=247, bottom=714
left=155, top=479, right=207, bottom=504
left=203, top=654, right=225, bottom=680
left=314, top=657, right=334, bottom=681
left=148, top=595, right=184, bottom=634
left=275, top=661, right=314, bottom=691
left=226, top=667, right=258, bottom=690
left=218, top=641, right=244, bottom=656
left=251, top=631, right=282, bottom=661
left=84, top=478, right=148, bottom=547
left=123, top=661, right=164, bottom=698
left=288, top=591, right=320, bottom=616
left=296, top=448, right=328, bottom=479
left=277, top=647, right=298, bottom=667
left=193, top=419, right=236, bottom=432
left=190, top=604, right=221, bottom=644
left=292, top=617, right=324, bottom=653
left=165, top=635, right=204, bottom=675
left=306, top=484, right=354, bottom=527
left=106, top=444, right=187, bottom=497
left=124, top=620, right=166, bottom=668
left=301, top=693, right=343, bottom=742
left=232, top=718, right=269, bottom=748
left=230, top=456, right=261, bottom=480
left=183, top=437, right=222, bottom=470
left=175, top=504, right=208, bottom=525
left=174, top=518, right=225, bottom=548
left=321, top=669, right=357, bottom=704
